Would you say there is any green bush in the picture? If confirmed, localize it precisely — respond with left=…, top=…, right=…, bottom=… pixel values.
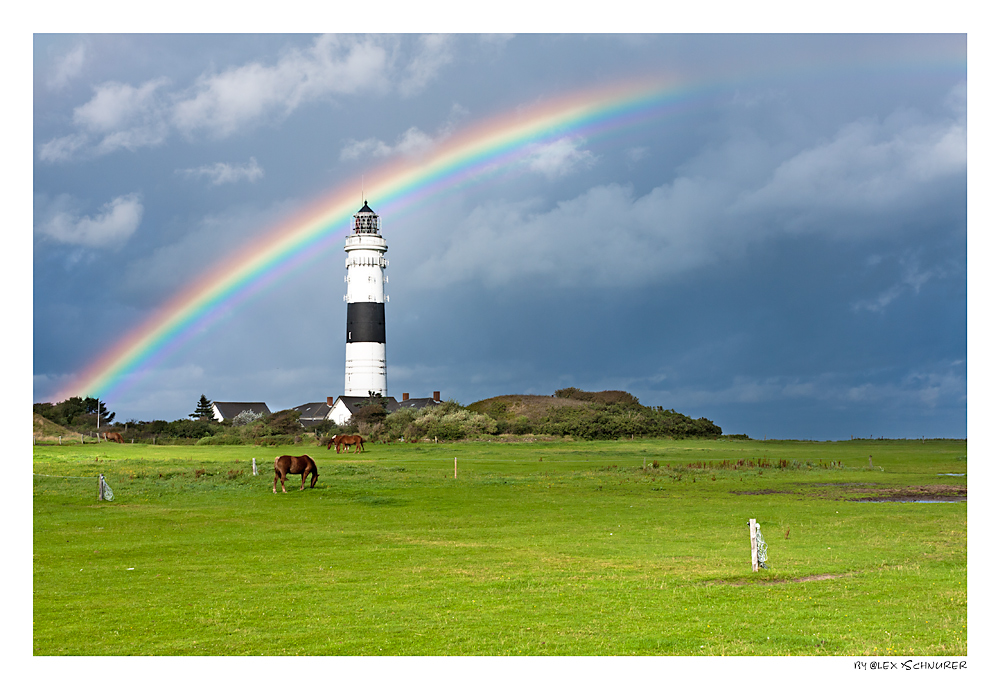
left=380, top=403, right=498, bottom=441
left=196, top=433, right=244, bottom=446
left=474, top=390, right=722, bottom=440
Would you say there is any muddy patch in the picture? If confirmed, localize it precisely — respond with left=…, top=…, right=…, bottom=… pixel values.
left=729, top=489, right=795, bottom=495
left=710, top=573, right=853, bottom=586
left=849, top=484, right=966, bottom=503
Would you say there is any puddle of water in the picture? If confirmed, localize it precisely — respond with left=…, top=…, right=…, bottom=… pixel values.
left=938, top=473, right=965, bottom=476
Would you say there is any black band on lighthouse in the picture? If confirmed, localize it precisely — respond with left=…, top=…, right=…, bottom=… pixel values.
left=346, top=302, right=386, bottom=343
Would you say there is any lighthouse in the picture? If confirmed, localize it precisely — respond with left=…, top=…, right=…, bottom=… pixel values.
left=343, top=201, right=388, bottom=397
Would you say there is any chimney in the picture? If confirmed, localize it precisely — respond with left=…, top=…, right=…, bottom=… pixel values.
left=326, top=396, right=333, bottom=406
left=402, top=393, right=409, bottom=401
left=433, top=391, right=441, bottom=402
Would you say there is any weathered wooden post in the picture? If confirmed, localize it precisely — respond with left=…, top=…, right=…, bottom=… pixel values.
left=749, top=518, right=759, bottom=572
left=454, top=457, right=458, bottom=479
left=98, top=474, right=105, bottom=501
left=252, top=458, right=258, bottom=476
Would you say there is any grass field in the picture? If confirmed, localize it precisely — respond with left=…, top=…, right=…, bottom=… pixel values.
left=32, top=438, right=966, bottom=656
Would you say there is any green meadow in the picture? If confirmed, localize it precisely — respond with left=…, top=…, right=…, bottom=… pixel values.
left=33, top=438, right=966, bottom=656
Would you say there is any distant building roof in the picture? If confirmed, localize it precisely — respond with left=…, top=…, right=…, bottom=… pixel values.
left=396, top=397, right=442, bottom=411
left=211, top=402, right=271, bottom=422
left=335, top=396, right=400, bottom=415
left=292, top=400, right=342, bottom=428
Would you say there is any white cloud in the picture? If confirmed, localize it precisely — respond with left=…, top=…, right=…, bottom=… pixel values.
left=39, top=34, right=455, bottom=161
left=852, top=254, right=943, bottom=313
left=172, top=35, right=394, bottom=137
left=73, top=79, right=166, bottom=132
left=178, top=158, right=264, bottom=186
left=36, top=193, right=143, bottom=248
left=60, top=78, right=172, bottom=156
left=38, top=133, right=89, bottom=163
left=340, top=126, right=434, bottom=161
left=399, top=34, right=453, bottom=97
left=525, top=137, right=597, bottom=178
left=47, top=43, right=86, bottom=91
left=735, top=110, right=967, bottom=223
left=626, top=146, right=650, bottom=163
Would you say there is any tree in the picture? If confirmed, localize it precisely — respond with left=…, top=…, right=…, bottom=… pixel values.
left=85, top=397, right=115, bottom=426
left=190, top=394, right=214, bottom=420
left=353, top=392, right=389, bottom=427
left=232, top=409, right=264, bottom=426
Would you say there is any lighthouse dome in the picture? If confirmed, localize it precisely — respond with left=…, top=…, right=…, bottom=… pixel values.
left=353, top=201, right=380, bottom=234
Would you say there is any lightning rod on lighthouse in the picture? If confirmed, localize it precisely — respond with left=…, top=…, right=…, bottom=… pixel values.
left=344, top=201, right=388, bottom=397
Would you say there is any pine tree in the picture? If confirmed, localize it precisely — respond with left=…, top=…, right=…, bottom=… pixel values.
left=84, top=397, right=115, bottom=426
left=190, top=394, right=214, bottom=420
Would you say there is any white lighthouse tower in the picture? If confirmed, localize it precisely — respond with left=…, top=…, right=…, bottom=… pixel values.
left=343, top=201, right=388, bottom=397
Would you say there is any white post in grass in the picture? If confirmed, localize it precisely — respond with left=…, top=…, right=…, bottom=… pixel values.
left=252, top=458, right=258, bottom=476
left=749, top=518, right=759, bottom=572
left=454, top=457, right=457, bottom=479
left=98, top=474, right=105, bottom=501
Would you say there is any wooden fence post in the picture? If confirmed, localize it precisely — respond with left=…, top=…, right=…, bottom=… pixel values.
left=454, top=457, right=457, bottom=479
left=749, top=518, right=759, bottom=572
left=252, top=458, right=258, bottom=476
left=98, top=474, right=104, bottom=501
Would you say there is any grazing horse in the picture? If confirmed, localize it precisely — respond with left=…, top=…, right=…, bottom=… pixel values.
left=325, top=435, right=341, bottom=450
left=336, top=435, right=365, bottom=454
left=273, top=455, right=319, bottom=493
left=103, top=431, right=124, bottom=443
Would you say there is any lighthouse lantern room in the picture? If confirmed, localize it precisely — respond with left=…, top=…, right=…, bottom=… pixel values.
left=343, top=201, right=388, bottom=397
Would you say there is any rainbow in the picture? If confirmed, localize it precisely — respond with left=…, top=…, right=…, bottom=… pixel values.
left=58, top=76, right=685, bottom=402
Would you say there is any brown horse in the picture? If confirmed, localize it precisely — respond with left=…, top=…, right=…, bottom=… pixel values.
left=336, top=435, right=365, bottom=454
left=273, top=455, right=319, bottom=493
left=325, top=435, right=341, bottom=450
left=103, top=431, right=124, bottom=443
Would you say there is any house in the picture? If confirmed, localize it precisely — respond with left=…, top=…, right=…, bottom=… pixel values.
left=327, top=395, right=399, bottom=426
left=395, top=391, right=443, bottom=412
left=211, top=401, right=271, bottom=423
left=291, top=398, right=352, bottom=428
left=295, top=392, right=443, bottom=426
